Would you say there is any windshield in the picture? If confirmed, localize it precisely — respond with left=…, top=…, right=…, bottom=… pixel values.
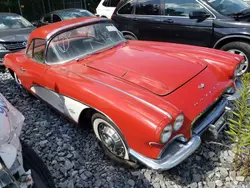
left=58, top=10, right=94, bottom=20
left=205, top=0, right=249, bottom=15
left=0, top=15, right=33, bottom=30
left=47, top=22, right=126, bottom=64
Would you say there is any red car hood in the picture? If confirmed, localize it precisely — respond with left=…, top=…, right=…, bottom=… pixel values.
left=85, top=41, right=208, bottom=95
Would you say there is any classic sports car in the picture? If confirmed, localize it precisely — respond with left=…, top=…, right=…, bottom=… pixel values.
left=3, top=17, right=242, bottom=170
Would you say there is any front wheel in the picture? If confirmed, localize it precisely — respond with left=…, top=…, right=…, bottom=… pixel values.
left=22, top=141, right=55, bottom=188
left=91, top=113, right=139, bottom=168
left=221, top=41, right=250, bottom=76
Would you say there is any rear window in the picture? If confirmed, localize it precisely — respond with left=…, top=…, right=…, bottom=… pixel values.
left=118, top=1, right=135, bottom=14
left=103, top=0, right=120, bottom=7
left=135, top=0, right=161, bottom=15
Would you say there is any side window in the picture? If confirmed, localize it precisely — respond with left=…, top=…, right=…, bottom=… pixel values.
left=118, top=1, right=135, bottom=14
left=135, top=0, right=161, bottom=15
left=33, top=39, right=46, bottom=63
left=53, top=14, right=61, bottom=23
left=43, top=15, right=51, bottom=23
left=103, top=0, right=119, bottom=7
left=164, top=0, right=208, bottom=17
left=26, top=41, right=34, bottom=58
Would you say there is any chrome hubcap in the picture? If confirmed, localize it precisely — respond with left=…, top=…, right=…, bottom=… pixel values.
left=228, top=49, right=249, bottom=76
left=97, top=122, right=125, bottom=158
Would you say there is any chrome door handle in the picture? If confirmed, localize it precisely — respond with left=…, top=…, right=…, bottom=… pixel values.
left=20, top=67, right=25, bottom=72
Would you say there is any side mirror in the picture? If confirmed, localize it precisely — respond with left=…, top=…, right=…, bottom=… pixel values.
left=189, top=11, right=210, bottom=19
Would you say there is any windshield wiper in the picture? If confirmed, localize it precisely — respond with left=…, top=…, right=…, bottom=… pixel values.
left=228, top=8, right=250, bottom=19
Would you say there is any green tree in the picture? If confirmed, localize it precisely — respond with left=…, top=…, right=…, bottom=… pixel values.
left=0, top=0, right=16, bottom=12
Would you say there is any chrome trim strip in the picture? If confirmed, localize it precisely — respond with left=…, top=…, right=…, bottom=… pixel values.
left=129, top=135, right=201, bottom=171
left=63, top=69, right=172, bottom=119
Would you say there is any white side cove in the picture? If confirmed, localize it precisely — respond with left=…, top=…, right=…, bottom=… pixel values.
left=30, top=86, right=89, bottom=122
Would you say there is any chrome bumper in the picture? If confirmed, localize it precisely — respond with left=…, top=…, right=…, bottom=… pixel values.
left=129, top=86, right=241, bottom=171
left=129, top=136, right=201, bottom=171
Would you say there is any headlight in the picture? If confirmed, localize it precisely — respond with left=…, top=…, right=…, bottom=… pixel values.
left=0, top=44, right=6, bottom=50
left=160, top=125, right=173, bottom=143
left=173, top=114, right=184, bottom=131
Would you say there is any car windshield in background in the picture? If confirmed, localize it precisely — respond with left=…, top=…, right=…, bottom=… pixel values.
left=47, top=22, right=125, bottom=64
left=205, top=0, right=249, bottom=16
left=58, top=10, right=94, bottom=20
left=0, top=15, right=33, bottom=30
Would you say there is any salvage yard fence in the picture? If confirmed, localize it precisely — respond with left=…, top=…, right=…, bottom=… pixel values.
left=0, top=0, right=100, bottom=21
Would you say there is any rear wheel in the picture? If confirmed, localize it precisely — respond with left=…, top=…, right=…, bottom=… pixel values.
left=124, top=34, right=137, bottom=40
left=220, top=41, right=250, bottom=76
left=22, top=141, right=55, bottom=188
left=91, top=113, right=139, bottom=168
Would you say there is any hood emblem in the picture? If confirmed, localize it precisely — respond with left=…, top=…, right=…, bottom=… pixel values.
left=22, top=42, right=27, bottom=47
left=198, top=83, right=205, bottom=89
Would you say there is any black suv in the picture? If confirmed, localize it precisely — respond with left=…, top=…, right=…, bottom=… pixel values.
left=112, top=0, right=250, bottom=75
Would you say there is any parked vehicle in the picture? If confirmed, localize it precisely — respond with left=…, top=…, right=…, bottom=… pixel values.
left=96, top=0, right=120, bottom=18
left=0, top=93, right=55, bottom=187
left=33, top=8, right=94, bottom=27
left=0, top=13, right=34, bottom=69
left=112, top=0, right=250, bottom=76
left=4, top=17, right=243, bottom=171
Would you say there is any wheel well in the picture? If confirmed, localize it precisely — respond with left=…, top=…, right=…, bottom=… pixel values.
left=214, top=37, right=250, bottom=49
left=8, top=68, right=15, bottom=78
left=122, top=31, right=138, bottom=39
left=78, top=108, right=97, bottom=128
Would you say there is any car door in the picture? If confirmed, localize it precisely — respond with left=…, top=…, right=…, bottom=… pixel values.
left=159, top=0, right=214, bottom=47
left=133, top=0, right=163, bottom=41
left=19, top=39, right=49, bottom=89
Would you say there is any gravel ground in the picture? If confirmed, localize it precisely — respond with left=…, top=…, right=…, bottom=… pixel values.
left=1, top=72, right=250, bottom=188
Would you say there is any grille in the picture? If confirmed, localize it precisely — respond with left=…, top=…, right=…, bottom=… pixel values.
left=3, top=42, right=26, bottom=51
left=191, top=96, right=227, bottom=135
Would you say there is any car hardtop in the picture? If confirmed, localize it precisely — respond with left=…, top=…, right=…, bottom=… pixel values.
left=28, top=17, right=109, bottom=42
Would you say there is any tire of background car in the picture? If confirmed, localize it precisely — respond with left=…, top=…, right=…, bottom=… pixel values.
left=123, top=34, right=137, bottom=40
left=21, top=140, right=56, bottom=188
left=220, top=41, right=250, bottom=75
left=91, top=113, right=139, bottom=168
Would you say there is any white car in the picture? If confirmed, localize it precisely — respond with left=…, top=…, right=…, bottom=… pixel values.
left=96, top=0, right=120, bottom=19
left=0, top=93, right=55, bottom=188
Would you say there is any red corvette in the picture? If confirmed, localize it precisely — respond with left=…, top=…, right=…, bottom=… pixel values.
left=4, top=17, right=243, bottom=170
